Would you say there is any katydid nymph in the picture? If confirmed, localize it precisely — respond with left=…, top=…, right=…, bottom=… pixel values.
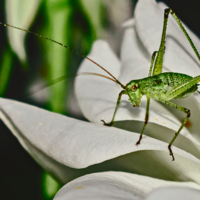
left=1, top=8, right=200, bottom=161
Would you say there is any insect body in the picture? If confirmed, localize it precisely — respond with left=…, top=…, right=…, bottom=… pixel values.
left=102, top=8, right=200, bottom=161
left=1, top=8, right=200, bottom=161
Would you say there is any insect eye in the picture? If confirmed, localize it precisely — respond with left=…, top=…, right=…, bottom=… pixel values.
left=132, top=85, right=137, bottom=90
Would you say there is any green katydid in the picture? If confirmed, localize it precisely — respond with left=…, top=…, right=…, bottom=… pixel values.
left=1, top=8, right=200, bottom=161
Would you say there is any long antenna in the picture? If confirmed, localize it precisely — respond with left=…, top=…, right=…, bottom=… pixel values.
left=28, top=72, right=119, bottom=96
left=0, top=22, right=126, bottom=89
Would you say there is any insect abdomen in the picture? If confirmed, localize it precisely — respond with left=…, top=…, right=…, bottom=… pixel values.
left=158, top=72, right=193, bottom=87
left=153, top=73, right=197, bottom=100
left=139, top=72, right=197, bottom=100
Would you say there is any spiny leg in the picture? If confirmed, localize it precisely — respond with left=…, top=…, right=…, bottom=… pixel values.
left=136, top=96, right=150, bottom=145
left=167, top=8, right=200, bottom=62
left=158, top=99, right=190, bottom=161
left=153, top=8, right=200, bottom=76
left=152, top=9, right=169, bottom=76
left=102, top=90, right=127, bottom=126
left=148, top=51, right=158, bottom=77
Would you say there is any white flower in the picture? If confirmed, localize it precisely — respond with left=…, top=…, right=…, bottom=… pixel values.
left=1, top=0, right=200, bottom=199
left=6, top=0, right=41, bottom=64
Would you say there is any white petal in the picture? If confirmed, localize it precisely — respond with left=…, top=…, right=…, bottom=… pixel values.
left=1, top=98, right=200, bottom=184
left=6, top=0, right=41, bottom=63
left=75, top=34, right=188, bottom=141
left=135, top=0, right=200, bottom=76
left=54, top=172, right=200, bottom=200
left=75, top=40, right=122, bottom=124
left=145, top=186, right=200, bottom=200
left=75, top=31, right=200, bottom=155
left=122, top=18, right=135, bottom=28
left=120, top=24, right=200, bottom=157
left=75, top=31, right=200, bottom=160
left=120, top=27, right=149, bottom=83
left=120, top=25, right=200, bottom=158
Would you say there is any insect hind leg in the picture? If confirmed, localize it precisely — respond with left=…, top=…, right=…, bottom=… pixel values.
left=148, top=51, right=158, bottom=77
left=168, top=109, right=190, bottom=161
left=157, top=99, right=190, bottom=161
left=167, top=8, right=200, bottom=63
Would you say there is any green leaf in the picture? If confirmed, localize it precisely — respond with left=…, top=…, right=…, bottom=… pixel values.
left=0, top=48, right=14, bottom=96
left=79, top=0, right=103, bottom=37
left=42, top=171, right=61, bottom=200
left=41, top=0, right=73, bottom=113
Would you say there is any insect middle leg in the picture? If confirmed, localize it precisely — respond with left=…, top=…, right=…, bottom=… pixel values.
left=158, top=99, right=190, bottom=161
left=136, top=96, right=150, bottom=145
left=102, top=90, right=127, bottom=126
left=135, top=51, right=158, bottom=144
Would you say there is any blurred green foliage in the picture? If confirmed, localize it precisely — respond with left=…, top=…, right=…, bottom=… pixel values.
left=1, top=0, right=200, bottom=199
left=41, top=171, right=61, bottom=200
left=0, top=47, right=13, bottom=95
left=0, top=0, right=104, bottom=114
left=0, top=0, right=134, bottom=199
left=0, top=1, right=104, bottom=198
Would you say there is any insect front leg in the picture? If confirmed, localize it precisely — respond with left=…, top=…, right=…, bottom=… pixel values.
left=102, top=90, right=127, bottom=126
left=157, top=99, right=190, bottom=161
left=136, top=96, right=150, bottom=145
